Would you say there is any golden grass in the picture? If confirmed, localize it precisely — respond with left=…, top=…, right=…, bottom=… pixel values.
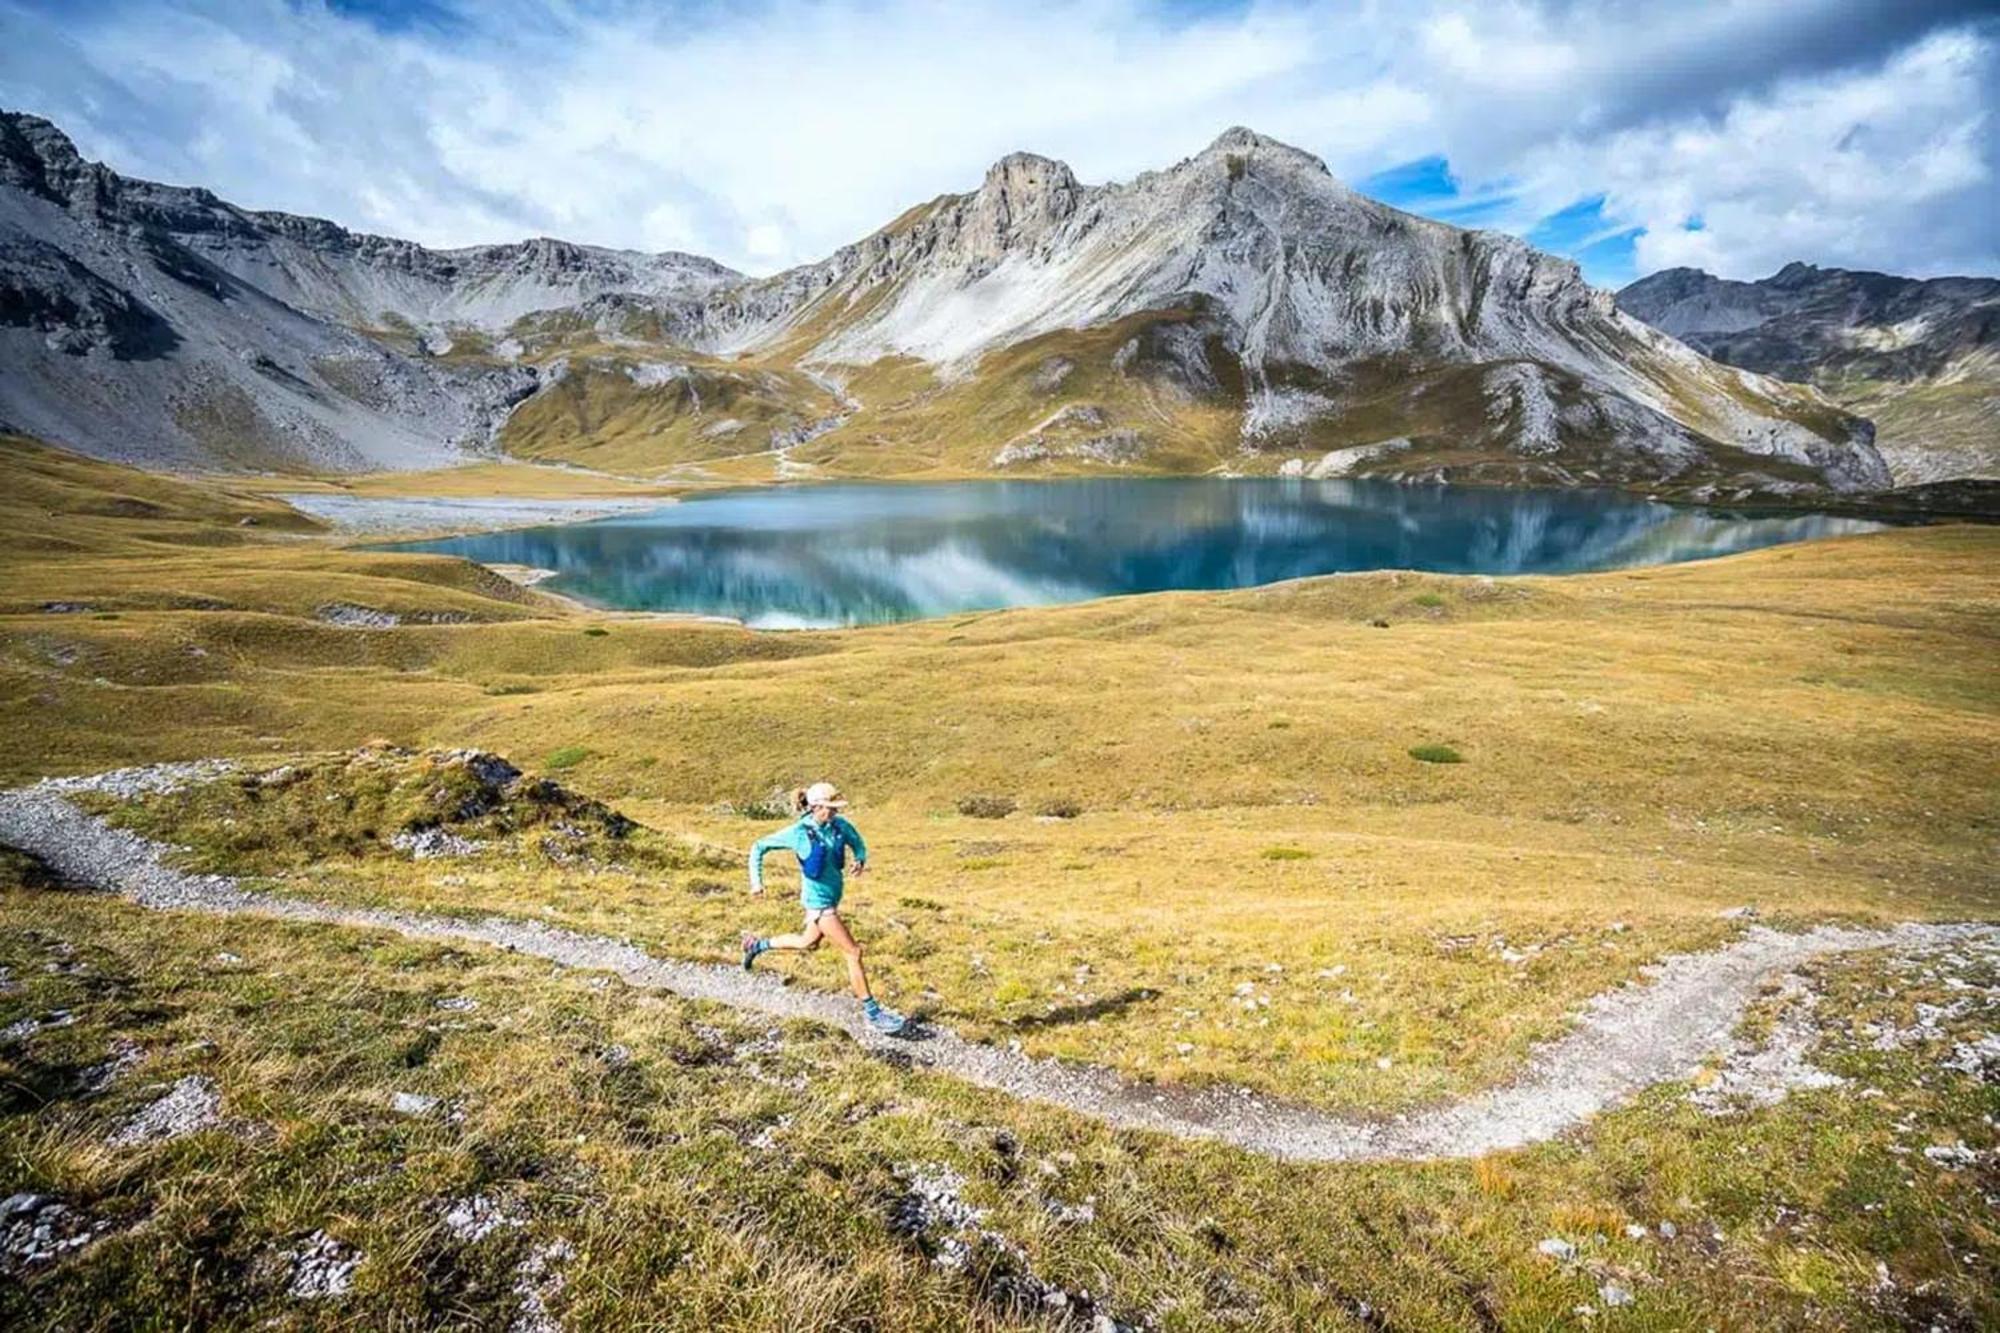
left=6, top=437, right=1995, bottom=1113
left=5, top=858, right=1997, bottom=1328
left=1827, top=366, right=2000, bottom=484
left=499, top=353, right=844, bottom=477
left=4, top=434, right=1999, bottom=1325
left=789, top=310, right=1246, bottom=478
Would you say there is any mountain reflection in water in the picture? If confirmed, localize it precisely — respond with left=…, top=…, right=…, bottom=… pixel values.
left=388, top=478, right=1886, bottom=628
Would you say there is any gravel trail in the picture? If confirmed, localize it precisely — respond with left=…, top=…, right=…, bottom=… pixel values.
left=278, top=494, right=664, bottom=536
left=3, top=768, right=1990, bottom=1163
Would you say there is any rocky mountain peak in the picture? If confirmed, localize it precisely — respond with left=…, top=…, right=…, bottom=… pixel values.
left=965, top=151, right=1080, bottom=257
left=0, top=109, right=1898, bottom=494
left=0, top=111, right=95, bottom=205
left=1196, top=126, right=1333, bottom=178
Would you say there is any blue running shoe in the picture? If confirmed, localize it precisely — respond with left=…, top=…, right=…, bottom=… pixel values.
left=740, top=933, right=766, bottom=972
left=863, top=998, right=907, bottom=1036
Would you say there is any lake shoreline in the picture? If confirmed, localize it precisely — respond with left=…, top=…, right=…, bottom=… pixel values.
left=374, top=475, right=1896, bottom=628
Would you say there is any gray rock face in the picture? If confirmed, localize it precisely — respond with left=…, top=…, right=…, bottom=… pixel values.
left=1620, top=263, right=2000, bottom=384
left=0, top=109, right=1889, bottom=492
left=728, top=127, right=1885, bottom=491
left=1619, top=263, right=1999, bottom=484
left=0, top=113, right=539, bottom=472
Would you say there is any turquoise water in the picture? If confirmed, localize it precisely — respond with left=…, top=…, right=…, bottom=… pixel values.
left=389, top=478, right=1886, bottom=628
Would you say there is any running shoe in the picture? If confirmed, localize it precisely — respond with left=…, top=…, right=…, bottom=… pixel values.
left=863, top=998, right=907, bottom=1036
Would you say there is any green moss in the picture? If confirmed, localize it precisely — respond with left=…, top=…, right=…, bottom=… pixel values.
left=1409, top=744, right=1465, bottom=764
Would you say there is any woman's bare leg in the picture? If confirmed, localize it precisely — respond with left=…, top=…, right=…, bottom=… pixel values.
left=761, top=920, right=824, bottom=953
left=814, top=911, right=872, bottom=1000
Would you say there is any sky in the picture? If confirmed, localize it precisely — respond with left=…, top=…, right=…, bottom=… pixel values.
left=1, top=0, right=1994, bottom=288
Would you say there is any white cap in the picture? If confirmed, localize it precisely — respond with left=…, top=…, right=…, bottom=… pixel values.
left=804, top=781, right=848, bottom=809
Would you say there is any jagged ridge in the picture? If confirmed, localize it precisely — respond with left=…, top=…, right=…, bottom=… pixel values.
left=0, top=109, right=1890, bottom=493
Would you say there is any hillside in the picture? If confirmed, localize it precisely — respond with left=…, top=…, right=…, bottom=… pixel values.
left=0, top=112, right=1889, bottom=498
left=1619, top=263, right=2000, bottom=485
left=1, top=437, right=1997, bottom=1327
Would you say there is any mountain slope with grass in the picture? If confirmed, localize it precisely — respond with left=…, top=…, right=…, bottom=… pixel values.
left=0, top=110, right=1887, bottom=496
left=1618, top=262, right=2000, bottom=486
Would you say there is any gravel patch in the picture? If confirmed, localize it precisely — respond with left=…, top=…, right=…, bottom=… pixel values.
left=1689, top=973, right=1845, bottom=1114
left=80, top=1039, right=145, bottom=1094
left=28, top=760, right=235, bottom=800
left=391, top=828, right=482, bottom=859
left=2, top=1009, right=75, bottom=1043
left=5, top=764, right=1997, bottom=1164
left=2, top=1192, right=113, bottom=1276
left=285, top=1230, right=361, bottom=1299
left=510, top=1238, right=574, bottom=1333
left=280, top=494, right=662, bottom=536
left=316, top=602, right=400, bottom=629
left=440, top=1194, right=524, bottom=1243
left=108, top=1074, right=221, bottom=1147
left=888, top=1163, right=1137, bottom=1327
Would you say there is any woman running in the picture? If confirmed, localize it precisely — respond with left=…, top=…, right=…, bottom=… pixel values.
left=741, top=781, right=906, bottom=1035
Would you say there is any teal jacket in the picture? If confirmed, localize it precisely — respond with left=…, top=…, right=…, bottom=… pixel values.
left=749, top=814, right=867, bottom=910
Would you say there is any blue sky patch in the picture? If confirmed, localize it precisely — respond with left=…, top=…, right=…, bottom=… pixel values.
left=1362, top=156, right=1641, bottom=287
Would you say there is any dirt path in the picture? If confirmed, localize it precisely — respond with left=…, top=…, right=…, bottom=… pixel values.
left=2, top=769, right=1990, bottom=1163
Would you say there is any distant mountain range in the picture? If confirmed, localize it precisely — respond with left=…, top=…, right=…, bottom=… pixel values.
left=1618, top=263, right=1998, bottom=486
left=1, top=110, right=1903, bottom=499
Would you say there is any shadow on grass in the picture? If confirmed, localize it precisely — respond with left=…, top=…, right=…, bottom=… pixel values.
left=1002, top=986, right=1161, bottom=1032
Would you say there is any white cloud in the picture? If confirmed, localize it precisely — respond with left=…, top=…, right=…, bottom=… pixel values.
left=1526, top=28, right=1998, bottom=279
left=0, top=0, right=1992, bottom=283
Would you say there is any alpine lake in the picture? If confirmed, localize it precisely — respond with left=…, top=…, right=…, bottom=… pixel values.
left=387, top=477, right=1888, bottom=628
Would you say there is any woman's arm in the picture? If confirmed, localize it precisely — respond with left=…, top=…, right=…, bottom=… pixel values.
left=843, top=819, right=868, bottom=873
left=747, top=829, right=801, bottom=895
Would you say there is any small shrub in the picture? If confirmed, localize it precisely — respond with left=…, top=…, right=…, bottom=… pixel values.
left=1408, top=744, right=1464, bottom=764
left=956, top=794, right=1016, bottom=820
left=1370, top=618, right=1390, bottom=629
left=960, top=857, right=1006, bottom=871
left=898, top=896, right=944, bottom=912
left=484, top=682, right=539, bottom=696
left=1261, top=846, right=1314, bottom=861
left=686, top=877, right=730, bottom=897
left=583, top=627, right=609, bottom=637
left=1267, top=718, right=1292, bottom=729
left=1035, top=796, right=1081, bottom=819
left=1413, top=593, right=1446, bottom=609
left=545, top=745, right=591, bottom=770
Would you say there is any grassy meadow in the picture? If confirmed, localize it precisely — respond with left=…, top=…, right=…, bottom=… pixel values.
left=3, top=432, right=1998, bottom=1327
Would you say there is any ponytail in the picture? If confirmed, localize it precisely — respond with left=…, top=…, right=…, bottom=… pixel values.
left=790, top=787, right=810, bottom=816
